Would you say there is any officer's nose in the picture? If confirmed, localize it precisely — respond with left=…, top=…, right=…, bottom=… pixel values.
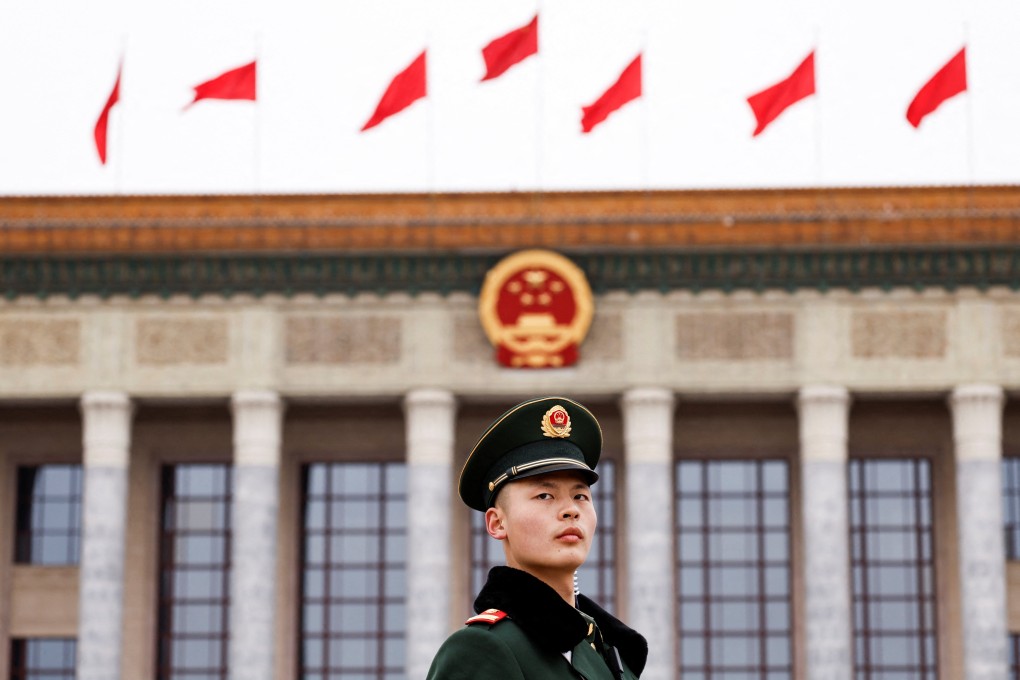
left=561, top=498, right=580, bottom=519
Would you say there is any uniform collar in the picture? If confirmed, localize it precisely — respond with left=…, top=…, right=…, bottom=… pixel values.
left=473, top=566, right=648, bottom=676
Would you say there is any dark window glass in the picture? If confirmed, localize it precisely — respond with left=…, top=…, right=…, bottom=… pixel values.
left=469, top=460, right=617, bottom=613
left=675, top=459, right=793, bottom=680
left=849, top=459, right=937, bottom=680
left=1010, top=634, right=1020, bottom=680
left=10, top=639, right=76, bottom=680
left=156, top=464, right=232, bottom=680
left=300, top=462, right=407, bottom=680
left=1003, top=457, right=1020, bottom=559
left=15, top=465, right=82, bottom=565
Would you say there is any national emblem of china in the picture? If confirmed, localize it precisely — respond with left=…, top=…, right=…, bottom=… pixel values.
left=478, top=249, right=594, bottom=368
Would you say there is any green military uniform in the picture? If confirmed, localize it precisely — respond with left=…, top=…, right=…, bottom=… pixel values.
left=427, top=566, right=646, bottom=680
left=426, top=396, right=648, bottom=680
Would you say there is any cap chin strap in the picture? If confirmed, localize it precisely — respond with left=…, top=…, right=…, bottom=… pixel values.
left=487, top=456, right=593, bottom=492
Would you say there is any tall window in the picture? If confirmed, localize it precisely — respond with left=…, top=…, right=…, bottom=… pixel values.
left=848, top=459, right=937, bottom=680
left=9, top=639, right=77, bottom=680
left=675, top=459, right=793, bottom=680
left=469, top=460, right=617, bottom=612
left=1002, top=456, right=1020, bottom=559
left=15, top=465, right=82, bottom=565
left=300, top=462, right=407, bottom=680
left=156, top=464, right=232, bottom=680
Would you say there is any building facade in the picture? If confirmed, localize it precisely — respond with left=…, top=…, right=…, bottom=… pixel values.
left=2, top=187, right=1020, bottom=680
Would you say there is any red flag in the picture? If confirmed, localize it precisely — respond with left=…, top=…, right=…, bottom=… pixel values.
left=581, top=53, right=642, bottom=134
left=94, top=63, right=121, bottom=165
left=906, top=47, right=967, bottom=128
left=481, top=15, right=538, bottom=82
left=362, top=51, right=428, bottom=131
left=746, top=51, right=815, bottom=137
left=185, top=61, right=257, bottom=110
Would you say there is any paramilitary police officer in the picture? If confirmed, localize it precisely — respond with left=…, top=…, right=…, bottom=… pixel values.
left=426, top=396, right=647, bottom=680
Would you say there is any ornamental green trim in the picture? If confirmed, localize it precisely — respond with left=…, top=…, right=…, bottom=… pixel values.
left=1, top=247, right=1017, bottom=300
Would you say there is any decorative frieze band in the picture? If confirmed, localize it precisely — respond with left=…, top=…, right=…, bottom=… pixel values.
left=4, top=246, right=1020, bottom=300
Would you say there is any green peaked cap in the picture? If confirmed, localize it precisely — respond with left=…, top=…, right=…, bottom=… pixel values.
left=458, top=396, right=602, bottom=512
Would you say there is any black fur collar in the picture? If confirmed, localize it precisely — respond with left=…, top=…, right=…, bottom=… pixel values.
left=474, top=566, right=648, bottom=676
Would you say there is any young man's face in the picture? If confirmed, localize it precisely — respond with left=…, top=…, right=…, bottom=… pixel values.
left=484, top=470, right=597, bottom=578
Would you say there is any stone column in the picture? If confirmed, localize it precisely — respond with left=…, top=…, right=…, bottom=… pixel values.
left=404, top=389, right=457, bottom=680
left=77, top=391, right=133, bottom=680
left=230, top=390, right=284, bottom=680
left=797, top=385, right=853, bottom=680
left=621, top=387, right=676, bottom=680
left=950, top=384, right=1008, bottom=680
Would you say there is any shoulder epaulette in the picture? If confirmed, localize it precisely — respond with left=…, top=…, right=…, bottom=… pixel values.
left=465, top=608, right=508, bottom=626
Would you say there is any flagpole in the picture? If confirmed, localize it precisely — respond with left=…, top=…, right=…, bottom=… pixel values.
left=641, top=28, right=650, bottom=193
left=813, top=27, right=822, bottom=185
left=115, top=35, right=127, bottom=194
left=963, top=24, right=975, bottom=184
left=254, top=32, right=263, bottom=193
left=534, top=2, right=543, bottom=191
left=426, top=38, right=436, bottom=196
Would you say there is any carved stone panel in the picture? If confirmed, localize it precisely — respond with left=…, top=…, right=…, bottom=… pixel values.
left=851, top=310, right=946, bottom=359
left=0, top=318, right=80, bottom=366
left=136, top=318, right=229, bottom=366
left=675, top=311, right=794, bottom=361
left=286, top=315, right=400, bottom=364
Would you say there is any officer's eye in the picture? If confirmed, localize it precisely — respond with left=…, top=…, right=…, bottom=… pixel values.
left=575, top=493, right=590, bottom=502
left=535, top=492, right=553, bottom=500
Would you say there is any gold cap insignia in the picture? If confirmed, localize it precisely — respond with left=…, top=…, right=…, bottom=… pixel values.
left=541, top=405, right=572, bottom=439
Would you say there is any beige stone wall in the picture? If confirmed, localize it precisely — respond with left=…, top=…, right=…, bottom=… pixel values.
left=9, top=567, right=79, bottom=636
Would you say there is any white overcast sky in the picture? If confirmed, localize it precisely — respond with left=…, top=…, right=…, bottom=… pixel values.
left=0, top=0, right=1017, bottom=196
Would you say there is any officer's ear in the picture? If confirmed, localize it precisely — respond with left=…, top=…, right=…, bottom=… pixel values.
left=484, top=507, right=507, bottom=540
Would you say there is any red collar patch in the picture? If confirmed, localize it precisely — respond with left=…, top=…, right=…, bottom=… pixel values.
left=465, top=608, right=509, bottom=626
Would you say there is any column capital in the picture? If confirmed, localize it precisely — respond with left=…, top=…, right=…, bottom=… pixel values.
left=950, top=383, right=1005, bottom=462
left=231, top=389, right=284, bottom=466
left=620, top=387, right=675, bottom=465
left=81, top=390, right=132, bottom=410
left=949, top=383, right=1005, bottom=409
left=620, top=386, right=676, bottom=410
left=403, top=387, right=456, bottom=411
left=231, top=389, right=284, bottom=412
left=797, top=384, right=851, bottom=408
left=80, top=390, right=133, bottom=467
left=404, top=388, right=457, bottom=466
left=797, top=385, right=850, bottom=463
